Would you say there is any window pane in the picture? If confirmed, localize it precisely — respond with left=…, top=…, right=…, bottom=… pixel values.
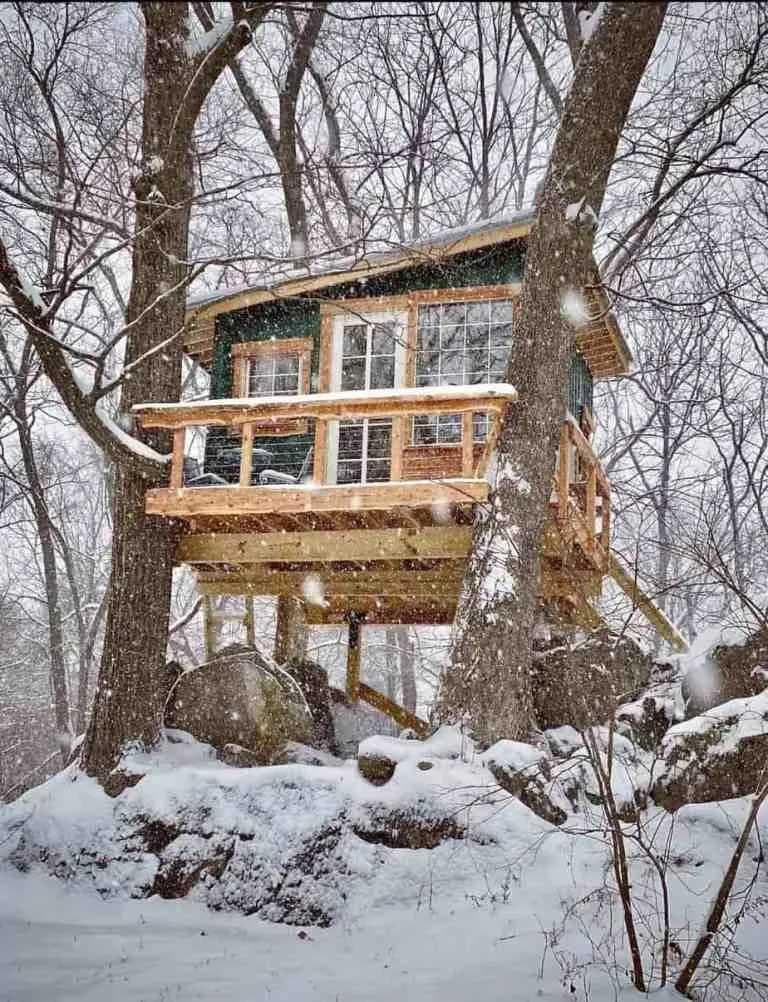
left=342, top=325, right=367, bottom=357
left=437, top=414, right=461, bottom=443
left=273, top=373, right=299, bottom=394
left=443, top=303, right=466, bottom=327
left=491, top=300, right=514, bottom=323
left=341, top=356, right=366, bottom=391
left=275, top=355, right=299, bottom=377
left=466, top=325, right=489, bottom=350
left=417, top=326, right=440, bottom=351
left=491, top=321, right=514, bottom=348
left=466, top=350, right=489, bottom=381
left=467, top=301, right=490, bottom=324
left=337, top=460, right=362, bottom=484
left=412, top=416, right=438, bottom=446
left=365, top=459, right=391, bottom=483
left=473, top=412, right=490, bottom=442
left=367, top=420, right=392, bottom=458
left=440, top=325, right=464, bottom=352
left=489, top=347, right=509, bottom=374
left=250, top=358, right=274, bottom=378
left=440, top=350, right=464, bottom=378
left=371, top=323, right=396, bottom=355
left=248, top=374, right=274, bottom=396
left=338, top=421, right=363, bottom=459
left=369, top=356, right=395, bottom=389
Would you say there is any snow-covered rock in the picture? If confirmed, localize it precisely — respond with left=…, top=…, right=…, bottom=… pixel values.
left=682, top=625, right=768, bottom=717
left=652, top=689, right=768, bottom=812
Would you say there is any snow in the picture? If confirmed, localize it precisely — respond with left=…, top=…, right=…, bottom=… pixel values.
left=578, top=4, right=605, bottom=44
left=301, top=573, right=327, bottom=608
left=561, top=288, right=590, bottom=328
left=185, top=17, right=233, bottom=58
left=359, top=724, right=473, bottom=764
left=18, top=276, right=45, bottom=311
left=186, top=208, right=535, bottom=310
left=133, top=382, right=518, bottom=415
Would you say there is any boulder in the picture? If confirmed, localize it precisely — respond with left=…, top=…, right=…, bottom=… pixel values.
left=532, top=630, right=653, bottom=731
left=285, top=659, right=337, bottom=752
left=683, top=627, right=768, bottom=717
left=652, top=689, right=768, bottom=812
left=617, top=695, right=676, bottom=751
left=165, top=645, right=313, bottom=764
left=483, top=741, right=568, bottom=826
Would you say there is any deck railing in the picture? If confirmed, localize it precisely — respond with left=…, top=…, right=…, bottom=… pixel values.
left=134, top=383, right=518, bottom=493
left=134, top=384, right=609, bottom=565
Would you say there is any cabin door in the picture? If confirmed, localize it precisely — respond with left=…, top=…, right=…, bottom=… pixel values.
left=327, top=311, right=408, bottom=484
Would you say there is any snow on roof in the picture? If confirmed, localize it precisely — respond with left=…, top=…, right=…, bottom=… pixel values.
left=187, top=207, right=536, bottom=311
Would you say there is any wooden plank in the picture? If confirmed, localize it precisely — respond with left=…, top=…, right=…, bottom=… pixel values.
left=239, top=422, right=254, bottom=487
left=304, top=596, right=457, bottom=625
left=146, top=479, right=489, bottom=519
left=358, top=682, right=429, bottom=736
left=196, top=567, right=464, bottom=598
left=346, top=616, right=362, bottom=701
left=391, top=416, right=405, bottom=481
left=178, top=525, right=474, bottom=564
left=609, top=554, right=689, bottom=652
left=313, top=418, right=327, bottom=483
left=170, top=428, right=185, bottom=489
left=557, top=424, right=570, bottom=518
left=134, top=385, right=517, bottom=430
left=461, top=412, right=474, bottom=477
left=585, top=463, right=597, bottom=540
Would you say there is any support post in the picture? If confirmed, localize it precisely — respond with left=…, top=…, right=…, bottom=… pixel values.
left=558, top=422, right=571, bottom=518
left=239, top=422, right=254, bottom=487
left=346, top=613, right=364, bottom=702
left=244, top=595, right=255, bottom=646
left=274, top=595, right=308, bottom=663
left=586, top=462, right=597, bottom=547
left=461, top=412, right=474, bottom=477
left=170, top=427, right=185, bottom=488
left=390, top=416, right=404, bottom=481
left=313, top=418, right=327, bottom=483
left=202, top=594, right=216, bottom=661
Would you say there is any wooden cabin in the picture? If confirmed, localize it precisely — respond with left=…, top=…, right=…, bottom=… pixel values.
left=135, top=213, right=684, bottom=731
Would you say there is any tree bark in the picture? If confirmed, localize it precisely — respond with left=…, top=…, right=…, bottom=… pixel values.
left=439, top=3, right=667, bottom=745
left=80, top=2, right=271, bottom=780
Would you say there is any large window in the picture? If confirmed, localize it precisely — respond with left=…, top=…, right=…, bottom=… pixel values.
left=247, top=353, right=300, bottom=396
left=231, top=337, right=312, bottom=435
left=412, top=299, right=514, bottom=446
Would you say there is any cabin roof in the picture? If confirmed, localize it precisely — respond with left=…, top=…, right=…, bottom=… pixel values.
left=184, top=208, right=632, bottom=378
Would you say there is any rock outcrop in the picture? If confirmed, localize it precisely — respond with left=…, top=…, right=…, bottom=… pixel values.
left=532, top=631, right=653, bottom=731
left=652, top=690, right=768, bottom=812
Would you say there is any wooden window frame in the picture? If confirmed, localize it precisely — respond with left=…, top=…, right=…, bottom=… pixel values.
left=232, top=338, right=312, bottom=436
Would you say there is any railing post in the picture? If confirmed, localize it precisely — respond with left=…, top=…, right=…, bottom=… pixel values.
left=170, top=427, right=185, bottom=488
left=313, top=418, right=327, bottom=484
left=239, top=422, right=254, bottom=487
left=391, top=415, right=404, bottom=481
left=461, top=412, right=474, bottom=477
left=558, top=423, right=571, bottom=517
left=586, top=462, right=597, bottom=548
left=601, top=490, right=611, bottom=551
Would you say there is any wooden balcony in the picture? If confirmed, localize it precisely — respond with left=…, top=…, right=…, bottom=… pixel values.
left=134, top=385, right=610, bottom=626
left=134, top=384, right=517, bottom=526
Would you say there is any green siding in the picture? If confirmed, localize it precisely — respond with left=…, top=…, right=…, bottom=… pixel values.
left=202, top=239, right=592, bottom=482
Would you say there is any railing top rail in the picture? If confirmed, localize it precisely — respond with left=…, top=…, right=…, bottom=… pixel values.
left=134, top=383, right=518, bottom=430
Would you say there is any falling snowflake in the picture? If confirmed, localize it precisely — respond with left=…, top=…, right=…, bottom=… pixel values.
left=302, top=573, right=327, bottom=607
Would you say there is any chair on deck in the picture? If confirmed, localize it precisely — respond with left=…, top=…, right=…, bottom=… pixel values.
left=258, top=447, right=313, bottom=486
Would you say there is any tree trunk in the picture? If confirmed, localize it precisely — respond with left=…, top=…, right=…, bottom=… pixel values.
left=399, top=629, right=417, bottom=715
left=80, top=3, right=201, bottom=779
left=439, top=3, right=667, bottom=745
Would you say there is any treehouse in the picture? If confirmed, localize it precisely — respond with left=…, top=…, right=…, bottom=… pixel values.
left=135, top=212, right=686, bottom=731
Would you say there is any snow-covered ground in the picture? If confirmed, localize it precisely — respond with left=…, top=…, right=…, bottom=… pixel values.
left=2, top=735, right=767, bottom=1002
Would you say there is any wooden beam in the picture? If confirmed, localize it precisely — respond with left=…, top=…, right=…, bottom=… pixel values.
left=358, top=682, right=429, bottom=736
left=391, top=415, right=405, bottom=481
left=557, top=424, right=570, bottom=517
left=196, top=567, right=464, bottom=598
left=461, top=412, right=474, bottom=477
left=134, top=384, right=517, bottom=430
left=303, top=596, right=456, bottom=626
left=608, top=554, right=689, bottom=652
left=178, top=525, right=474, bottom=564
left=346, top=615, right=362, bottom=701
left=147, top=479, right=489, bottom=519
left=239, top=422, right=254, bottom=487
left=170, top=428, right=185, bottom=489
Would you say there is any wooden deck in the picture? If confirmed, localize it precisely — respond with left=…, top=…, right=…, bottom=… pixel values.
left=135, top=386, right=610, bottom=627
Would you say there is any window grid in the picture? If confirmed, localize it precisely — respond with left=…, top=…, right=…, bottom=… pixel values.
left=247, top=354, right=301, bottom=397
left=412, top=300, right=513, bottom=446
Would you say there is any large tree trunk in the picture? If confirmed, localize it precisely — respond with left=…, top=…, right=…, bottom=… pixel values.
left=439, top=3, right=667, bottom=745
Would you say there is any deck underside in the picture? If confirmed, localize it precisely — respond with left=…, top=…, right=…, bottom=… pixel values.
left=166, top=481, right=608, bottom=629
